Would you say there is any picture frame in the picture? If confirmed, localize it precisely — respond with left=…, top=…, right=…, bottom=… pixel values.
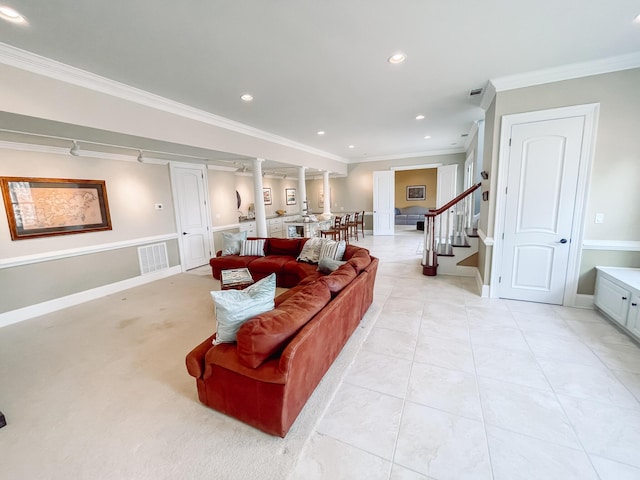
left=0, top=176, right=112, bottom=241
left=406, top=185, right=426, bottom=201
left=262, top=187, right=272, bottom=205
left=285, top=188, right=296, bottom=205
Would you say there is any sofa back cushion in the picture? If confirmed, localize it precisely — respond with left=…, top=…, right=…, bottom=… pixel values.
left=400, top=206, right=428, bottom=215
left=267, top=238, right=301, bottom=256
left=318, top=262, right=357, bottom=294
left=344, top=246, right=371, bottom=274
left=236, top=282, right=331, bottom=368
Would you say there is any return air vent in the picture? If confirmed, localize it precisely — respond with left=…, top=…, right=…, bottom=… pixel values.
left=469, top=88, right=483, bottom=97
left=138, top=243, right=169, bottom=275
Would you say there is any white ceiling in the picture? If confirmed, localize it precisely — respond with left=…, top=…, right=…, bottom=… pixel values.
left=1, top=0, right=639, bottom=165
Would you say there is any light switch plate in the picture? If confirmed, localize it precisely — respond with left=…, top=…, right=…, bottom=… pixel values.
left=595, top=213, right=604, bottom=224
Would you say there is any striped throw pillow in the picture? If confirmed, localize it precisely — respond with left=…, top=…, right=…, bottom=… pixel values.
left=319, top=239, right=346, bottom=261
left=240, top=239, right=266, bottom=256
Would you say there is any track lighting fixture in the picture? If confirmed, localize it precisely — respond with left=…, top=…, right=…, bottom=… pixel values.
left=69, top=141, right=80, bottom=156
left=137, top=150, right=144, bottom=163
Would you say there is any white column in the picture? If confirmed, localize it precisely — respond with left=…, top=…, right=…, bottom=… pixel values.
left=298, top=166, right=307, bottom=214
left=252, top=158, right=268, bottom=237
left=322, top=171, right=331, bottom=216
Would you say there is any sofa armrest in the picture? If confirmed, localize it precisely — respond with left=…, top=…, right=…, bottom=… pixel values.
left=185, top=333, right=216, bottom=378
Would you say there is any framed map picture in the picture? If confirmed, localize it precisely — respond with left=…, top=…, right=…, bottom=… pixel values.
left=285, top=188, right=296, bottom=205
left=262, top=187, right=272, bottom=205
left=0, top=177, right=112, bottom=240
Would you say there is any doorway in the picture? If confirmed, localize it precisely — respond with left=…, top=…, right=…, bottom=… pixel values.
left=491, top=104, right=599, bottom=305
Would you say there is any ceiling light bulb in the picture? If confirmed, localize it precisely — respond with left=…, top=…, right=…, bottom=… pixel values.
left=0, top=6, right=26, bottom=23
left=424, top=135, right=431, bottom=139
left=69, top=141, right=80, bottom=156
left=348, top=145, right=355, bottom=149
left=388, top=53, right=406, bottom=64
left=415, top=115, right=425, bottom=120
left=240, top=94, right=253, bottom=102
left=317, top=131, right=325, bottom=135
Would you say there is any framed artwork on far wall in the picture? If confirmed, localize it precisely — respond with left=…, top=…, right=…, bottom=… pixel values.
left=0, top=176, right=112, bottom=240
left=285, top=188, right=296, bottom=205
left=262, top=187, right=272, bottom=205
left=406, top=185, right=426, bottom=201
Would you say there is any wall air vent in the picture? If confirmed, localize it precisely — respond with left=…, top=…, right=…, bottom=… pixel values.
left=138, top=243, right=169, bottom=275
left=469, top=88, right=483, bottom=97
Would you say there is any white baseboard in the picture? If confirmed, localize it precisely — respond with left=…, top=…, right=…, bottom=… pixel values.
left=475, top=268, right=490, bottom=297
left=0, top=266, right=182, bottom=329
left=573, top=294, right=595, bottom=309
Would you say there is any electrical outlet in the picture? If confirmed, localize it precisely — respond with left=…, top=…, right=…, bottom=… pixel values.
left=595, top=213, right=604, bottom=224
left=154, top=203, right=163, bottom=210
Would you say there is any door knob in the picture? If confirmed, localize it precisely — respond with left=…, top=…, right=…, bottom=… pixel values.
left=559, top=238, right=568, bottom=244
left=183, top=232, right=188, bottom=235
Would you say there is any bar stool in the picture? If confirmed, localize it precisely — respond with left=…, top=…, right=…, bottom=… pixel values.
left=347, top=212, right=359, bottom=241
left=339, top=213, right=350, bottom=243
left=320, top=215, right=341, bottom=240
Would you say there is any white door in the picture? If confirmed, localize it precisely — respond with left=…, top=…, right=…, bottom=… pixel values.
left=498, top=116, right=584, bottom=304
left=373, top=170, right=395, bottom=235
left=171, top=164, right=211, bottom=270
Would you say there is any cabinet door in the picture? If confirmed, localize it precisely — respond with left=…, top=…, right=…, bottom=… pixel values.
left=595, top=274, right=630, bottom=325
left=626, top=295, right=640, bottom=338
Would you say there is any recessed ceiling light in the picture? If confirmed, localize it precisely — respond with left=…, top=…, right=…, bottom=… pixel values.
left=348, top=145, right=355, bottom=149
left=424, top=135, right=431, bottom=139
left=317, top=131, right=325, bottom=135
left=388, top=53, right=406, bottom=64
left=415, top=115, right=425, bottom=120
left=0, top=5, right=26, bottom=23
left=240, top=94, right=253, bottom=102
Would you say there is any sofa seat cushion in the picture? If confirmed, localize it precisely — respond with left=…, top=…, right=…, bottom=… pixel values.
left=283, top=260, right=319, bottom=281
left=236, top=282, right=332, bottom=368
left=250, top=255, right=293, bottom=274
left=209, top=255, right=259, bottom=279
left=204, top=342, right=286, bottom=384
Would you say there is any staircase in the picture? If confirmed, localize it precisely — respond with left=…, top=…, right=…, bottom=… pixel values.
left=422, top=182, right=482, bottom=276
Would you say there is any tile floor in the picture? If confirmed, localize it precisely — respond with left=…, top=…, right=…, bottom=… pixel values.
left=289, top=230, right=640, bottom=480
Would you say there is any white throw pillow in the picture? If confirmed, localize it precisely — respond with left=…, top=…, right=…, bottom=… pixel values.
left=221, top=231, right=248, bottom=256
left=297, top=237, right=325, bottom=264
left=319, top=239, right=346, bottom=261
left=211, top=273, right=276, bottom=345
left=240, top=239, right=266, bottom=256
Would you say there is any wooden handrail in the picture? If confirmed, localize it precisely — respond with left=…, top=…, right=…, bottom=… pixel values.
left=426, top=182, right=482, bottom=217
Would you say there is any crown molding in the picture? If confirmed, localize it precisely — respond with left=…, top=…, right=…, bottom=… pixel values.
left=349, top=147, right=466, bottom=164
left=491, top=51, right=640, bottom=93
left=0, top=42, right=348, bottom=164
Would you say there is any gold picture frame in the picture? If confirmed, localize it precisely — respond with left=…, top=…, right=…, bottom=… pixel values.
left=0, top=176, right=112, bottom=240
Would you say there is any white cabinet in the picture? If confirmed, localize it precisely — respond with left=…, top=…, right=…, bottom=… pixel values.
left=595, top=267, right=640, bottom=341
left=268, top=217, right=285, bottom=238
left=239, top=221, right=256, bottom=236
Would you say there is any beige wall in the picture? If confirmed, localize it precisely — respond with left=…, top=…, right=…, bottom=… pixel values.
left=394, top=169, right=437, bottom=210
left=478, top=67, right=640, bottom=294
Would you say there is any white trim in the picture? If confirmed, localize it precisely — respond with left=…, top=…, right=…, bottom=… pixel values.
left=207, top=164, right=238, bottom=172
left=574, top=294, right=595, bottom=309
left=491, top=52, right=640, bottom=93
left=475, top=268, right=489, bottom=297
left=390, top=163, right=443, bottom=171
left=477, top=228, right=494, bottom=246
left=0, top=233, right=179, bottom=269
left=0, top=265, right=182, bottom=329
left=582, top=240, right=640, bottom=251
left=349, top=148, right=466, bottom=163
left=0, top=42, right=347, bottom=164
left=490, top=104, right=600, bottom=306
left=211, top=223, right=241, bottom=232
left=463, top=121, right=480, bottom=151
left=480, top=81, right=497, bottom=111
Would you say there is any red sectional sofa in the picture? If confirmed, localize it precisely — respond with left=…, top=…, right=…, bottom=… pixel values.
left=186, top=237, right=378, bottom=437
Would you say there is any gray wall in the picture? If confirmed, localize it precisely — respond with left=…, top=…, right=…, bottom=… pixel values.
left=477, top=67, right=640, bottom=294
left=0, top=148, right=180, bottom=313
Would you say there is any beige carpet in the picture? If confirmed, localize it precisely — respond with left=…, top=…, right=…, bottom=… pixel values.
left=0, top=268, right=381, bottom=479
